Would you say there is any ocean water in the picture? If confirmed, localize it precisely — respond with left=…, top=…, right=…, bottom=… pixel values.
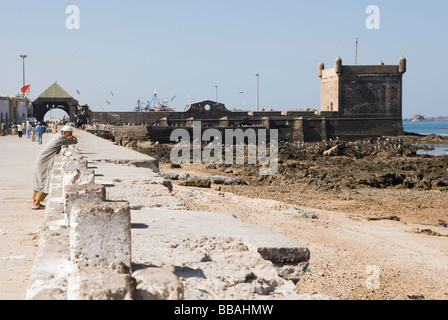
left=403, top=120, right=448, bottom=156
left=403, top=120, right=448, bottom=136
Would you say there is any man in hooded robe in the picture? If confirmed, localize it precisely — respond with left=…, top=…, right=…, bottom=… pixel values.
left=32, top=125, right=78, bottom=210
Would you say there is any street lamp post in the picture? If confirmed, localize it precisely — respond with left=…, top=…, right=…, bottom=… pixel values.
left=255, top=74, right=260, bottom=111
left=215, top=85, right=218, bottom=102
left=20, top=55, right=28, bottom=125
left=20, top=55, right=28, bottom=89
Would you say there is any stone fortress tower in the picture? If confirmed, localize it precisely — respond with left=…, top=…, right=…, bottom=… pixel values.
left=318, top=56, right=406, bottom=115
left=316, top=56, right=406, bottom=139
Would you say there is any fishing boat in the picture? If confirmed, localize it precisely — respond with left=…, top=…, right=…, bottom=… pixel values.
left=133, top=89, right=174, bottom=112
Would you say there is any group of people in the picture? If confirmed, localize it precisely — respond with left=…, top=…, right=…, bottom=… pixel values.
left=1, top=120, right=62, bottom=144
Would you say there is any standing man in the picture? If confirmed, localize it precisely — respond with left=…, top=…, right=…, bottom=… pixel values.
left=1, top=122, right=5, bottom=136
left=35, top=122, right=45, bottom=144
left=32, top=126, right=78, bottom=210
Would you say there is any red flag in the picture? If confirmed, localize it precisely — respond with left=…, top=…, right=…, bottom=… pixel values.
left=21, top=85, right=30, bottom=93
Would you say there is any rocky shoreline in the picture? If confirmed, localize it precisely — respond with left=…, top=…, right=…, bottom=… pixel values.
left=93, top=127, right=448, bottom=192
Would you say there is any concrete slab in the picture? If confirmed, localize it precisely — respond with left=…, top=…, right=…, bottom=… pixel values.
left=72, top=130, right=159, bottom=172
left=131, top=209, right=309, bottom=265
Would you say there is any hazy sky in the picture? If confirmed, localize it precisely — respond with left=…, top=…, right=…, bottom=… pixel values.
left=0, top=0, right=447, bottom=118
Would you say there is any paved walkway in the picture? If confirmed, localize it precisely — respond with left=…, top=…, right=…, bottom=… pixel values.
left=0, top=132, right=55, bottom=299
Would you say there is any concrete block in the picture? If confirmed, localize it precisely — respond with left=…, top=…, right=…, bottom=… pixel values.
left=63, top=184, right=106, bottom=226
left=67, top=267, right=135, bottom=300
left=62, top=149, right=80, bottom=157
left=62, top=160, right=88, bottom=173
left=132, top=266, right=184, bottom=300
left=62, top=155, right=84, bottom=163
left=62, top=169, right=95, bottom=192
left=70, top=202, right=131, bottom=271
left=61, top=145, right=80, bottom=157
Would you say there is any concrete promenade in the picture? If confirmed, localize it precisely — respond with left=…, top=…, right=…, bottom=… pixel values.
left=0, top=133, right=51, bottom=299
left=2, top=129, right=320, bottom=300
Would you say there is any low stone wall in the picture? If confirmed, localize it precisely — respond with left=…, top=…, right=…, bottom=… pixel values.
left=26, top=144, right=184, bottom=300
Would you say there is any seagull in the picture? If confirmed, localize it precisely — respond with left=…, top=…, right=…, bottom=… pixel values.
left=171, top=95, right=177, bottom=102
left=110, top=90, right=114, bottom=96
left=106, top=100, right=111, bottom=105
left=239, top=91, right=244, bottom=94
left=76, top=90, right=80, bottom=94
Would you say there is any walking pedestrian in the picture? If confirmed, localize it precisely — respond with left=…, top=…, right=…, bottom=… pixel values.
left=1, top=122, right=6, bottom=136
left=17, top=123, right=23, bottom=138
left=26, top=121, right=33, bottom=138
left=32, top=126, right=78, bottom=210
left=35, top=122, right=45, bottom=144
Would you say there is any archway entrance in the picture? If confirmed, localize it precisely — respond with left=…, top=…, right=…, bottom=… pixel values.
left=44, top=108, right=69, bottom=123
left=32, top=82, right=90, bottom=124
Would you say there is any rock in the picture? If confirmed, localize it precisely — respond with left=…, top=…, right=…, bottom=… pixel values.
left=274, top=261, right=309, bottom=283
left=132, top=266, right=184, bottom=300
left=323, top=145, right=340, bottom=156
left=67, top=267, right=136, bottom=300
left=274, top=209, right=318, bottom=219
left=407, top=294, right=425, bottom=300
left=179, top=179, right=211, bottom=188
left=435, top=220, right=447, bottom=228
left=160, top=171, right=249, bottom=185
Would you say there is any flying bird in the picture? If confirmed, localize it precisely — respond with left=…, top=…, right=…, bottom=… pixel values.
left=110, top=90, right=114, bottom=96
left=106, top=100, right=111, bottom=105
left=171, top=95, right=177, bottom=102
left=76, top=90, right=80, bottom=94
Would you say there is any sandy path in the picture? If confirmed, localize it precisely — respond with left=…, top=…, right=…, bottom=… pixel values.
left=164, top=163, right=448, bottom=300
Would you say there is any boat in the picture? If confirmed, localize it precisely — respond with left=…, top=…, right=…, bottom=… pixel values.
left=133, top=90, right=174, bottom=112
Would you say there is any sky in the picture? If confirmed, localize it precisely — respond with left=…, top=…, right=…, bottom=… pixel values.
left=0, top=0, right=447, bottom=118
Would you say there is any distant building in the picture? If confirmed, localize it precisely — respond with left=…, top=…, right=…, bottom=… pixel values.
left=318, top=56, right=406, bottom=116
left=0, top=96, right=31, bottom=127
left=314, top=56, right=407, bottom=139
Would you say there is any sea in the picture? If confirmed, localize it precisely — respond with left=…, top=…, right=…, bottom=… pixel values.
left=403, top=120, right=448, bottom=156
left=403, top=120, right=448, bottom=136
